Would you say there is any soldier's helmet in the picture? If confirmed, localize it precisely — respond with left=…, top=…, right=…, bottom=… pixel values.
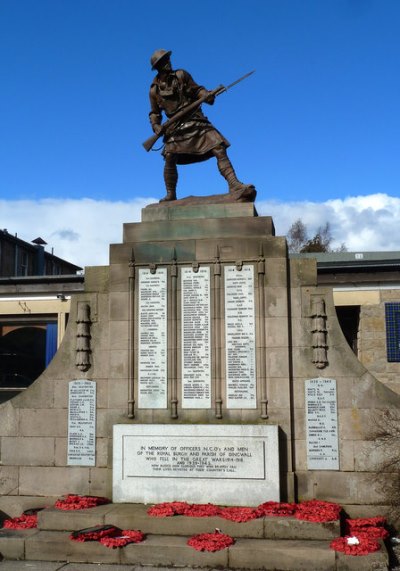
left=150, top=49, right=172, bottom=70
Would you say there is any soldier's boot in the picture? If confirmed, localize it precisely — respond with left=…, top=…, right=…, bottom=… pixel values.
left=216, top=152, right=253, bottom=193
left=160, top=158, right=178, bottom=202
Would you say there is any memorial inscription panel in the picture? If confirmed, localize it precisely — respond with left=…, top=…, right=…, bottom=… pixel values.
left=67, top=379, right=96, bottom=466
left=113, top=424, right=279, bottom=505
left=181, top=267, right=211, bottom=408
left=224, top=265, right=256, bottom=408
left=138, top=268, right=167, bottom=409
left=305, top=378, right=339, bottom=470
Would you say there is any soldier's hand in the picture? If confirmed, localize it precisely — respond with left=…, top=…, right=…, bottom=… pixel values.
left=206, top=92, right=215, bottom=105
left=152, top=124, right=163, bottom=135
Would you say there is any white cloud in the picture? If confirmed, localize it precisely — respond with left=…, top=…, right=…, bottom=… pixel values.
left=1, top=193, right=399, bottom=270
left=0, top=197, right=154, bottom=268
left=257, top=193, right=400, bottom=252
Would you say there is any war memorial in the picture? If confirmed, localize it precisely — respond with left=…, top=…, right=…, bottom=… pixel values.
left=0, top=50, right=398, bottom=569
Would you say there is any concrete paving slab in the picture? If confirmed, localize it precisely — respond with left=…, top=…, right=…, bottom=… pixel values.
left=0, top=563, right=67, bottom=570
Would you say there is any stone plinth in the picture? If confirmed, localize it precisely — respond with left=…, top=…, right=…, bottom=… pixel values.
left=113, top=424, right=279, bottom=505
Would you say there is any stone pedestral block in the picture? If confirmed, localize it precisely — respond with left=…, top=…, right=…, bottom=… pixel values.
left=113, top=424, right=279, bottom=505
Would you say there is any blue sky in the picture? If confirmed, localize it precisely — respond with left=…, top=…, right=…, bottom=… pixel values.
left=1, top=0, right=400, bottom=266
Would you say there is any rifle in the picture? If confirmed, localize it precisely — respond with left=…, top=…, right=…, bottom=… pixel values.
left=142, top=70, right=255, bottom=152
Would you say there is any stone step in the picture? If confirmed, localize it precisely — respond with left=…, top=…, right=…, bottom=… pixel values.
left=0, top=529, right=389, bottom=570
left=37, top=503, right=340, bottom=540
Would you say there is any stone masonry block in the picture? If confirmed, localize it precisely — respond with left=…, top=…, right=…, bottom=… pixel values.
left=265, top=286, right=288, bottom=318
left=338, top=408, right=373, bottom=440
left=289, top=259, right=317, bottom=287
left=0, top=528, right=39, bottom=559
left=263, top=517, right=340, bottom=540
left=12, top=376, right=55, bottom=409
left=25, top=530, right=120, bottom=563
left=88, top=467, right=111, bottom=497
left=108, top=320, right=129, bottom=351
left=19, top=409, right=67, bottom=437
left=38, top=504, right=114, bottom=531
left=123, top=216, right=274, bottom=243
left=121, top=534, right=228, bottom=567
left=228, top=537, right=335, bottom=570
left=265, top=347, right=289, bottom=377
left=103, top=504, right=263, bottom=538
left=109, top=263, right=129, bottom=292
left=109, top=291, right=129, bottom=321
left=108, top=378, right=129, bottom=408
left=0, top=466, right=19, bottom=495
left=267, top=377, right=291, bottom=410
left=84, top=265, right=109, bottom=293
left=108, top=350, right=128, bottom=379
left=265, top=317, right=289, bottom=346
left=1, top=437, right=55, bottom=466
left=0, top=495, right=52, bottom=518
left=19, top=467, right=90, bottom=496
left=0, top=403, right=18, bottom=436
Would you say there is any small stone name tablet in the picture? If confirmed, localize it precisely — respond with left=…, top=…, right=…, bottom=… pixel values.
left=305, top=378, right=339, bottom=470
left=113, top=424, right=279, bottom=505
left=67, top=379, right=96, bottom=466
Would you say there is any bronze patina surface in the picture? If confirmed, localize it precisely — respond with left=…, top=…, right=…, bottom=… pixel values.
left=146, top=49, right=256, bottom=203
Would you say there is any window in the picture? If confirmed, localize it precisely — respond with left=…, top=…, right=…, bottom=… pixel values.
left=0, top=318, right=58, bottom=402
left=385, top=303, right=400, bottom=362
left=335, top=305, right=360, bottom=355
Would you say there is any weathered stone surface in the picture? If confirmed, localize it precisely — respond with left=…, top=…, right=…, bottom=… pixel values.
left=84, top=266, right=109, bottom=293
left=25, top=530, right=120, bottom=563
left=19, top=467, right=90, bottom=496
left=1, top=437, right=55, bottom=466
left=228, top=537, right=336, bottom=570
left=0, top=495, right=54, bottom=518
left=142, top=202, right=257, bottom=222
left=19, top=409, right=67, bottom=438
left=38, top=505, right=113, bottom=531
left=0, top=528, right=38, bottom=559
left=0, top=466, right=19, bottom=495
left=263, top=517, right=340, bottom=540
left=0, top=562, right=66, bottom=570
left=123, top=217, right=274, bottom=243
left=335, top=541, right=388, bottom=570
left=0, top=403, right=18, bottom=436
left=121, top=534, right=228, bottom=567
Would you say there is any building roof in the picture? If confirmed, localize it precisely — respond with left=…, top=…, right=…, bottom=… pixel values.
left=291, top=251, right=400, bottom=272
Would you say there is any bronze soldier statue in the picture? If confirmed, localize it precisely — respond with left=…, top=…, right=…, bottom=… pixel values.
left=148, top=49, right=255, bottom=202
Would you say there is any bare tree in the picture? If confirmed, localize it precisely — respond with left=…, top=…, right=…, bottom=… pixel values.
left=286, top=219, right=308, bottom=253
left=287, top=220, right=347, bottom=253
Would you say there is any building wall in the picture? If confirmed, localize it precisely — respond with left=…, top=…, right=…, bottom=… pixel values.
left=333, top=288, right=400, bottom=394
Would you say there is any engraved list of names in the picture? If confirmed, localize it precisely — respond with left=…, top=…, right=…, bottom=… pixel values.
left=138, top=268, right=167, bottom=409
left=181, top=267, right=211, bottom=408
left=224, top=265, right=256, bottom=408
left=305, top=378, right=339, bottom=470
left=67, top=379, right=96, bottom=466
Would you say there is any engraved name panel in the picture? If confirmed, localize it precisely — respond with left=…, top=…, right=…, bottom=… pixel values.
left=224, top=265, right=257, bottom=408
left=138, top=268, right=167, bottom=409
left=67, top=379, right=96, bottom=466
left=305, top=378, right=339, bottom=470
left=181, top=267, right=211, bottom=408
